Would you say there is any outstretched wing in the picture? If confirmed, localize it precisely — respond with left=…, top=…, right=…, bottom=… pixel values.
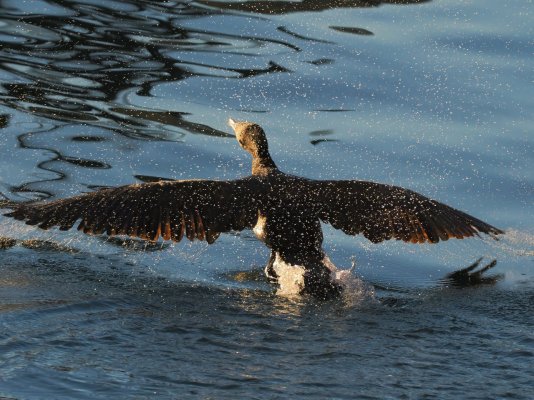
left=310, top=180, right=503, bottom=243
left=4, top=178, right=263, bottom=244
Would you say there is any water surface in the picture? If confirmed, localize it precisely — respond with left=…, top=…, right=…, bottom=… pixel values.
left=0, top=0, right=533, bottom=398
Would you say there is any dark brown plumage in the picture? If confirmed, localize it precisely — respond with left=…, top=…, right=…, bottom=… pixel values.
left=4, top=118, right=503, bottom=298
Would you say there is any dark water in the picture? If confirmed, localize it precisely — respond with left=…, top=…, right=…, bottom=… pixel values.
left=0, top=0, right=533, bottom=398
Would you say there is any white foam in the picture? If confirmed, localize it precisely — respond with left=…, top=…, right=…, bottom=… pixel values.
left=272, top=252, right=375, bottom=303
left=494, top=229, right=534, bottom=257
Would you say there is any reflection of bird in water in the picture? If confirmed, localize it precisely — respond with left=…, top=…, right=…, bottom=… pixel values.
left=4, top=119, right=503, bottom=299
left=441, top=258, right=502, bottom=287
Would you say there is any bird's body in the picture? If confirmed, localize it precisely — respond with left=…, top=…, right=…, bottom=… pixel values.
left=245, top=172, right=340, bottom=297
left=3, top=119, right=503, bottom=299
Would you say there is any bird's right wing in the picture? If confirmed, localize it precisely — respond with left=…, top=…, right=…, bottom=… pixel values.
left=4, top=178, right=263, bottom=244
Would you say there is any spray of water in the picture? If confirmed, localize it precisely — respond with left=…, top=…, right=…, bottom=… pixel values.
left=493, top=229, right=534, bottom=257
left=272, top=252, right=375, bottom=304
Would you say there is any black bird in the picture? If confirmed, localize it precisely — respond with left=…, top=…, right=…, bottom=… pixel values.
left=4, top=119, right=503, bottom=298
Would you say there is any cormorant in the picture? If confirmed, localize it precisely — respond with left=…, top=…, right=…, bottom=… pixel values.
left=4, top=119, right=503, bottom=298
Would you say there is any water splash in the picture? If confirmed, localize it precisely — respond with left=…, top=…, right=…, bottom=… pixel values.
left=494, top=229, right=534, bottom=257
left=273, top=253, right=375, bottom=304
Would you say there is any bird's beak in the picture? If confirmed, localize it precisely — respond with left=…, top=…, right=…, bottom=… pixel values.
left=228, top=118, right=238, bottom=131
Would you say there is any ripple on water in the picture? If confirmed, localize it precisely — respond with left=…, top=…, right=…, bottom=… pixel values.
left=0, top=0, right=533, bottom=399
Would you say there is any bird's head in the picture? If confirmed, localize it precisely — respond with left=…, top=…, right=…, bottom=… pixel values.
left=228, top=118, right=269, bottom=157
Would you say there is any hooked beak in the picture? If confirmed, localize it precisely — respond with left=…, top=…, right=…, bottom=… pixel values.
left=228, top=118, right=238, bottom=131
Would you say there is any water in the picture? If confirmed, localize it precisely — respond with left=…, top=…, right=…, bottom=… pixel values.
left=0, top=0, right=533, bottom=398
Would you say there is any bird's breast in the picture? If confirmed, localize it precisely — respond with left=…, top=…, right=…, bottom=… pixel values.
left=253, top=212, right=268, bottom=243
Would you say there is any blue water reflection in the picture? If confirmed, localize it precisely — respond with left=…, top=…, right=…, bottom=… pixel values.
left=0, top=0, right=533, bottom=398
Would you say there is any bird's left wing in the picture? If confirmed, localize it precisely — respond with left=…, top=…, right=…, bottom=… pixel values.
left=304, top=179, right=503, bottom=244
left=4, top=178, right=263, bottom=244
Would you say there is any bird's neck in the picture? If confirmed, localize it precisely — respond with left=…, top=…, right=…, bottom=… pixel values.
left=251, top=154, right=277, bottom=175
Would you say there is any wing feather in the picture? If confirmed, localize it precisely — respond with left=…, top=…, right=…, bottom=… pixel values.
left=4, top=178, right=263, bottom=244
left=308, top=180, right=503, bottom=244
